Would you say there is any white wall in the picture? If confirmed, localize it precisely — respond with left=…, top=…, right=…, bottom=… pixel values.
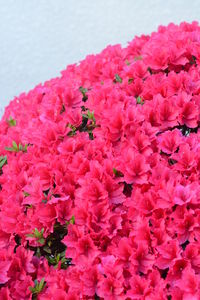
left=0, top=0, right=200, bottom=116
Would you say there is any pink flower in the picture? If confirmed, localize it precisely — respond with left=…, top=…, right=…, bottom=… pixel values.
left=122, top=148, right=149, bottom=184
left=155, top=240, right=181, bottom=269
left=131, top=130, right=152, bottom=155
left=174, top=266, right=199, bottom=298
left=180, top=102, right=199, bottom=128
left=172, top=144, right=195, bottom=172
left=130, top=242, right=154, bottom=274
left=96, top=275, right=124, bottom=300
left=174, top=184, right=195, bottom=205
left=158, top=99, right=179, bottom=128
left=1, top=21, right=200, bottom=298
left=158, top=129, right=182, bottom=154
left=127, top=274, right=150, bottom=299
left=183, top=243, right=200, bottom=273
left=80, top=264, right=100, bottom=296
left=0, top=287, right=12, bottom=300
left=0, top=260, right=11, bottom=284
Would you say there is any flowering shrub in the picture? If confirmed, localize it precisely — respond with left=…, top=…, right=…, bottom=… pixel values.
left=1, top=21, right=200, bottom=299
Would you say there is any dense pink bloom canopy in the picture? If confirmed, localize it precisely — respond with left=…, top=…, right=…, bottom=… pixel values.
left=1, top=21, right=200, bottom=299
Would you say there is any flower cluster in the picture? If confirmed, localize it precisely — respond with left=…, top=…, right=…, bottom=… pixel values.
left=1, top=21, right=200, bottom=299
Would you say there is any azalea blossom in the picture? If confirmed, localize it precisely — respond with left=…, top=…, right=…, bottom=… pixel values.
left=0, top=21, right=200, bottom=298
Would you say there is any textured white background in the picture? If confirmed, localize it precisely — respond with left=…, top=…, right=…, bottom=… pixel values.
left=0, top=0, right=200, bottom=116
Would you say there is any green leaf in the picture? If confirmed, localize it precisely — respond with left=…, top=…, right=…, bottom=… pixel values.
left=23, top=144, right=28, bottom=152
left=29, top=278, right=46, bottom=295
left=67, top=123, right=77, bottom=137
left=39, top=278, right=45, bottom=291
left=12, top=141, right=18, bottom=151
left=43, top=246, right=51, bottom=254
left=113, top=168, right=124, bottom=177
left=25, top=204, right=33, bottom=210
left=128, top=78, right=133, bottom=84
left=67, top=130, right=77, bottom=137
left=7, top=117, right=16, bottom=127
left=29, top=286, right=34, bottom=293
left=134, top=55, right=142, bottom=61
left=114, top=74, right=122, bottom=83
left=70, top=215, right=75, bottom=224
left=66, top=215, right=75, bottom=225
left=82, top=110, right=96, bottom=125
left=34, top=228, right=40, bottom=238
left=27, top=228, right=45, bottom=244
left=125, top=59, right=130, bottom=65
left=5, top=147, right=14, bottom=152
left=136, top=96, right=144, bottom=105
left=0, top=156, right=7, bottom=168
left=56, top=253, right=60, bottom=263
left=79, top=86, right=88, bottom=102
left=82, top=114, right=88, bottom=119
left=38, top=238, right=45, bottom=245
left=26, top=233, right=35, bottom=238
left=79, top=86, right=88, bottom=95
left=23, top=191, right=30, bottom=197
left=60, top=104, right=66, bottom=114
left=5, top=141, right=28, bottom=153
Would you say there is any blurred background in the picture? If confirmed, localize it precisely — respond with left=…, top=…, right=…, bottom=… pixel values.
left=0, top=0, right=200, bottom=116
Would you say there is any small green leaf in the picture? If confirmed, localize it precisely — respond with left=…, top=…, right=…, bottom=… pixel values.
left=67, top=123, right=77, bottom=137
left=136, top=96, right=144, bottom=105
left=128, top=78, right=133, bottom=84
left=5, top=147, right=14, bottom=152
left=82, top=110, right=96, bottom=124
left=23, top=191, right=30, bottom=197
left=60, top=104, right=66, bottom=114
left=12, top=141, right=18, bottom=151
left=26, top=228, right=45, bottom=244
left=114, top=74, right=122, bottom=83
left=29, top=286, right=34, bottom=293
left=67, top=130, right=77, bottom=137
left=79, top=86, right=88, bottom=102
left=38, top=238, right=45, bottom=245
left=5, top=141, right=28, bottom=153
left=70, top=215, right=75, bottom=224
left=0, top=156, right=7, bottom=168
left=134, top=55, right=142, bottom=61
left=26, top=233, right=35, bottom=238
left=39, top=278, right=45, bottom=291
left=113, top=168, right=124, bottom=177
left=29, top=278, right=46, bottom=295
left=43, top=246, right=51, bottom=254
left=82, top=114, right=88, bottom=119
left=34, top=228, right=40, bottom=238
left=56, top=253, right=61, bottom=263
left=125, top=59, right=130, bottom=65
left=23, top=144, right=28, bottom=152
left=66, top=215, right=75, bottom=225
left=25, top=204, right=33, bottom=210
left=7, top=117, right=16, bottom=127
